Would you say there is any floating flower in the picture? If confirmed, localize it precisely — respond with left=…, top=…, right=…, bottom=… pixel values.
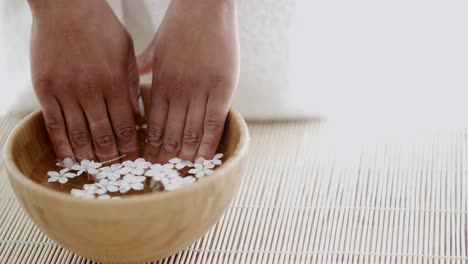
left=70, top=189, right=95, bottom=199
left=122, top=158, right=151, bottom=175
left=119, top=174, right=146, bottom=193
left=95, top=179, right=119, bottom=193
left=97, top=163, right=128, bottom=181
left=47, top=168, right=77, bottom=184
left=56, top=157, right=76, bottom=168
left=162, top=176, right=196, bottom=191
left=146, top=163, right=180, bottom=188
left=81, top=183, right=107, bottom=195
left=145, top=163, right=177, bottom=178
left=188, top=162, right=214, bottom=178
left=71, top=159, right=102, bottom=176
left=98, top=194, right=121, bottom=200
left=169, top=157, right=194, bottom=170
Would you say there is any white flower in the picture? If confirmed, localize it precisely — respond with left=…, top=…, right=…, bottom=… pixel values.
left=71, top=159, right=102, bottom=176
left=47, top=168, right=77, bottom=184
left=122, top=158, right=151, bottom=175
left=71, top=189, right=95, bottom=199
left=119, top=174, right=146, bottom=193
left=211, top=153, right=223, bottom=165
left=169, top=157, right=194, bottom=170
left=97, top=163, right=128, bottom=181
left=56, top=157, right=76, bottom=168
left=145, top=163, right=177, bottom=179
left=98, top=194, right=121, bottom=200
left=162, top=176, right=196, bottom=191
left=82, top=183, right=107, bottom=195
left=95, top=179, right=119, bottom=193
left=188, top=162, right=213, bottom=178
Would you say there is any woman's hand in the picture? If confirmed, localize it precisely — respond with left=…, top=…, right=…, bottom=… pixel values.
left=137, top=0, right=239, bottom=163
left=29, top=0, right=141, bottom=162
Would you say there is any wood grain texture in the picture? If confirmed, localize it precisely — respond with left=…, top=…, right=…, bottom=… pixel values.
left=3, top=86, right=250, bottom=263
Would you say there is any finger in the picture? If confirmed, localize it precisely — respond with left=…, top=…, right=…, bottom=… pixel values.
left=179, top=96, right=207, bottom=162
left=127, top=42, right=143, bottom=117
left=197, top=95, right=229, bottom=160
left=60, top=100, right=96, bottom=161
left=40, top=97, right=75, bottom=160
left=156, top=100, right=188, bottom=163
left=106, top=95, right=139, bottom=161
left=143, top=88, right=169, bottom=163
left=82, top=98, right=120, bottom=162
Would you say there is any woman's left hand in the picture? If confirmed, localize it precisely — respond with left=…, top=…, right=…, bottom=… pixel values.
left=137, top=0, right=240, bottom=163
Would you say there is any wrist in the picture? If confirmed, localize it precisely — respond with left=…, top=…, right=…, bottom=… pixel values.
left=172, top=0, right=236, bottom=13
left=28, top=0, right=108, bottom=20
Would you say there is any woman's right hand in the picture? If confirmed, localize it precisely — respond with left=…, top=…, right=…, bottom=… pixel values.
left=29, top=0, right=141, bottom=162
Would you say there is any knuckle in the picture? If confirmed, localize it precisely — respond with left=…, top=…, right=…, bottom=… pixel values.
left=205, top=112, right=225, bottom=133
left=70, top=130, right=91, bottom=147
left=44, top=115, right=63, bottom=132
left=162, top=135, right=180, bottom=152
left=163, top=74, right=185, bottom=97
left=146, top=125, right=164, bottom=146
left=94, top=134, right=115, bottom=149
left=114, top=124, right=137, bottom=146
left=182, top=128, right=202, bottom=148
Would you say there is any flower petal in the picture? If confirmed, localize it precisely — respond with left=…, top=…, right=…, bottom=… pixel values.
left=195, top=171, right=205, bottom=178
left=119, top=184, right=131, bottom=193
left=98, top=194, right=111, bottom=200
left=64, top=172, right=77, bottom=178
left=63, top=157, right=75, bottom=168
left=108, top=174, right=121, bottom=181
left=169, top=157, right=181, bottom=164
left=59, top=168, right=70, bottom=175
left=132, top=168, right=144, bottom=176
left=195, top=157, right=205, bottom=164
left=107, top=185, right=119, bottom=193
left=132, top=182, right=144, bottom=190
left=71, top=164, right=83, bottom=171
left=90, top=162, right=102, bottom=168
left=123, top=174, right=134, bottom=182
left=118, top=167, right=132, bottom=175
left=58, top=177, right=68, bottom=184
left=48, top=177, right=58, bottom=182
left=87, top=168, right=99, bottom=175
left=47, top=171, right=60, bottom=178
left=188, top=168, right=199, bottom=174
left=134, top=176, right=145, bottom=182
left=110, top=163, right=123, bottom=170
left=122, top=160, right=134, bottom=167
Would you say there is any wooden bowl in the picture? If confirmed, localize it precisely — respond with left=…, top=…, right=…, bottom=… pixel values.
left=3, top=86, right=249, bottom=263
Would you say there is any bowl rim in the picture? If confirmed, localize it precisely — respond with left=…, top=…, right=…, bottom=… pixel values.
left=3, top=107, right=249, bottom=205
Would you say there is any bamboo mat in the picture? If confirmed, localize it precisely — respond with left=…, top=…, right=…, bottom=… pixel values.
left=1, top=114, right=468, bottom=263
